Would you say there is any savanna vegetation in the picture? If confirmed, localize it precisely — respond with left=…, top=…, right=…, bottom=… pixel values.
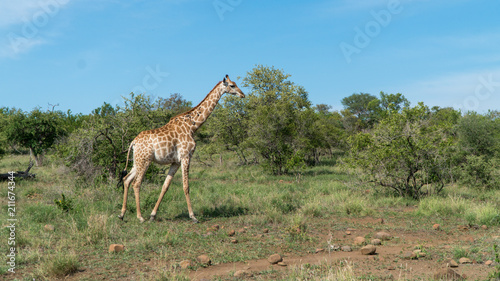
left=1, top=65, right=499, bottom=280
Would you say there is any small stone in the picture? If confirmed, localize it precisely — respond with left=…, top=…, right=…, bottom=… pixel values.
left=211, top=224, right=220, bottom=231
left=44, top=224, right=55, bottom=232
left=263, top=228, right=269, bottom=233
left=197, top=254, right=211, bottom=266
left=228, top=229, right=236, bottom=236
left=268, top=254, right=283, bottom=264
left=345, top=230, right=351, bottom=235
left=234, top=270, right=252, bottom=278
left=341, top=246, right=352, bottom=252
left=447, top=259, right=459, bottom=268
left=109, top=244, right=125, bottom=253
left=387, top=266, right=396, bottom=270
left=354, top=236, right=366, bottom=245
left=179, top=260, right=192, bottom=269
left=231, top=239, right=238, bottom=244
left=376, top=218, right=384, bottom=224
left=433, top=224, right=440, bottom=230
left=277, top=261, right=287, bottom=266
left=458, top=257, right=472, bottom=264
left=485, top=260, right=493, bottom=266
left=360, top=244, right=376, bottom=255
left=433, top=268, right=465, bottom=280
left=481, top=225, right=488, bottom=230
left=373, top=231, right=392, bottom=241
left=402, top=251, right=417, bottom=260
left=329, top=244, right=340, bottom=251
left=237, top=228, right=246, bottom=234
left=315, top=248, right=325, bottom=253
left=371, top=239, right=382, bottom=245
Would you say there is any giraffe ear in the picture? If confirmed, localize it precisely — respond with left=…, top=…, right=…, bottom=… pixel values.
left=223, top=75, right=228, bottom=86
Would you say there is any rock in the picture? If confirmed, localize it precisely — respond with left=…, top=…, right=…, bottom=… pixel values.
left=109, top=244, right=125, bottom=253
left=207, top=224, right=220, bottom=232
left=329, top=244, right=340, bottom=251
left=447, top=259, right=459, bottom=268
left=263, top=228, right=269, bottom=233
left=231, top=239, right=238, bottom=244
left=433, top=224, right=440, bottom=230
left=354, top=236, right=366, bottom=245
left=227, top=229, right=236, bottom=236
left=373, top=231, right=392, bottom=241
left=481, top=225, right=488, bottom=230
left=277, top=261, right=287, bottom=266
left=179, top=260, right=192, bottom=269
left=341, top=246, right=352, bottom=252
left=234, top=270, right=252, bottom=278
left=402, top=251, right=417, bottom=260
left=360, top=244, right=376, bottom=255
left=268, top=254, right=283, bottom=264
left=315, top=248, right=325, bottom=253
left=485, top=260, right=493, bottom=266
left=371, top=239, right=382, bottom=245
left=376, top=218, right=384, bottom=224
left=44, top=224, right=55, bottom=232
left=345, top=230, right=351, bottom=235
left=237, top=228, right=246, bottom=234
left=433, top=268, right=465, bottom=280
left=197, top=254, right=211, bottom=266
left=458, top=257, right=472, bottom=264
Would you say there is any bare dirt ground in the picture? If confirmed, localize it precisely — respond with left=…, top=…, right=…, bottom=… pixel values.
left=188, top=216, right=498, bottom=280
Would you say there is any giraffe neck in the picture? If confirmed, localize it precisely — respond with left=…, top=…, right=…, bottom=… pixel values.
left=179, top=82, right=224, bottom=133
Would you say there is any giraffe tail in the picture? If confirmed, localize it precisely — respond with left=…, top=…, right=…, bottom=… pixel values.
left=117, top=142, right=134, bottom=189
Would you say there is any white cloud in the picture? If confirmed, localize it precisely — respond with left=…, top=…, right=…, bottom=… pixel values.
left=403, top=69, right=500, bottom=112
left=0, top=0, right=72, bottom=58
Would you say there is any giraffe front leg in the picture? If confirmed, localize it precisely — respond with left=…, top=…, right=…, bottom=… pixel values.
left=181, top=158, right=198, bottom=223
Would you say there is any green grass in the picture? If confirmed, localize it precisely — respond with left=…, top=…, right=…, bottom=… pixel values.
left=0, top=154, right=499, bottom=279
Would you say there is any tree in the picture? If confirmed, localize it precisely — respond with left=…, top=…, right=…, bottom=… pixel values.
left=156, top=93, right=193, bottom=116
left=6, top=108, right=67, bottom=166
left=342, top=103, right=455, bottom=199
left=242, top=65, right=314, bottom=175
left=341, top=93, right=378, bottom=129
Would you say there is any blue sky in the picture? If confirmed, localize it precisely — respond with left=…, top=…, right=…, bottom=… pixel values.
left=1, top=0, right=499, bottom=114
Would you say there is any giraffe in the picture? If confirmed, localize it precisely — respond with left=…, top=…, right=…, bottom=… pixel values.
left=119, top=75, right=245, bottom=223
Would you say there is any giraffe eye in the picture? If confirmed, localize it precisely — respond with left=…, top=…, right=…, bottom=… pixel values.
left=230, top=84, right=235, bottom=88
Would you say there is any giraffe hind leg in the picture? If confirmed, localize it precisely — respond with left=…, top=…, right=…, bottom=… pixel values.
left=119, top=167, right=137, bottom=220
left=149, top=163, right=181, bottom=222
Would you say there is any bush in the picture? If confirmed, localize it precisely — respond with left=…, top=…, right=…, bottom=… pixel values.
left=342, top=103, right=455, bottom=199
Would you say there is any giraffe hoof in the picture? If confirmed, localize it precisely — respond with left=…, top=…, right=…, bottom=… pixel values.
left=118, top=215, right=124, bottom=221
left=191, top=218, right=199, bottom=224
left=149, top=215, right=156, bottom=222
left=138, top=217, right=145, bottom=223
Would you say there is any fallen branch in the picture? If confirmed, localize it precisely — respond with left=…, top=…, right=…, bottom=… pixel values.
left=0, top=161, right=36, bottom=181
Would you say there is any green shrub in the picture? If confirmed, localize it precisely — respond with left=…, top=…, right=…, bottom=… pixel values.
left=54, top=193, right=73, bottom=212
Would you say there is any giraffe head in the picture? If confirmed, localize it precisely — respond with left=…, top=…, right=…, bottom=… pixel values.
left=222, top=75, right=245, bottom=98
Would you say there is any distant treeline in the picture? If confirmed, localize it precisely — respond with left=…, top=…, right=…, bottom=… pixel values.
left=1, top=65, right=499, bottom=198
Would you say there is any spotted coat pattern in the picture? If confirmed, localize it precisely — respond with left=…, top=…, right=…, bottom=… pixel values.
left=119, top=75, right=245, bottom=223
